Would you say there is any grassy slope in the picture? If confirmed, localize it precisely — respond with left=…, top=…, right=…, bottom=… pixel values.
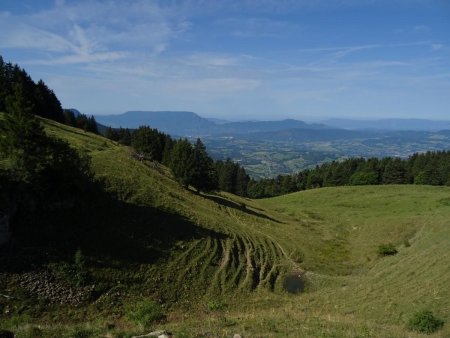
left=257, top=186, right=450, bottom=337
left=1, top=118, right=449, bottom=337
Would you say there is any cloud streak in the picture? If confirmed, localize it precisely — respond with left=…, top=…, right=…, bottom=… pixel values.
left=0, top=0, right=190, bottom=66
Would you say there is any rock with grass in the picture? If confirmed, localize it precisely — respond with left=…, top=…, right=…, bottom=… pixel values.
left=131, top=331, right=172, bottom=338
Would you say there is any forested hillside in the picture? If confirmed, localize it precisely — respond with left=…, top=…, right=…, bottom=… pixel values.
left=248, top=152, right=450, bottom=198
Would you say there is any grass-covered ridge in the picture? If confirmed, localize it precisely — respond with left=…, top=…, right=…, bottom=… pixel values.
left=259, top=186, right=450, bottom=327
left=1, top=118, right=449, bottom=337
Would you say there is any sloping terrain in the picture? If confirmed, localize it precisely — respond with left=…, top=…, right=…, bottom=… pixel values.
left=1, top=118, right=449, bottom=337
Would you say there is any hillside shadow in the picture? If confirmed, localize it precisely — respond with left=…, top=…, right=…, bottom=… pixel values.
left=1, top=182, right=227, bottom=272
left=78, top=191, right=228, bottom=265
left=202, top=193, right=282, bottom=224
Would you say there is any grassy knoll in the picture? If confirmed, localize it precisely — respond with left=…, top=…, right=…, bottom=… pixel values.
left=1, top=118, right=449, bottom=337
left=257, top=185, right=450, bottom=336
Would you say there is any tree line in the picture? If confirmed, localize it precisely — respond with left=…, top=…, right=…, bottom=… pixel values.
left=247, top=152, right=450, bottom=198
left=105, top=122, right=450, bottom=198
left=116, top=125, right=250, bottom=195
left=0, top=56, right=99, bottom=134
left=0, top=70, right=93, bottom=239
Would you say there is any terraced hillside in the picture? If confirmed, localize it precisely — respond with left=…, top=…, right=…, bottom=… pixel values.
left=1, top=118, right=449, bottom=337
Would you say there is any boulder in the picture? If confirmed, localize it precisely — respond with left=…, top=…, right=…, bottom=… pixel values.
left=131, top=330, right=172, bottom=338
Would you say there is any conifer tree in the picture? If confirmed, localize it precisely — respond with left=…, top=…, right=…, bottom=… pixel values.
left=190, top=138, right=218, bottom=192
left=63, top=109, right=77, bottom=127
left=169, top=139, right=194, bottom=188
left=0, top=83, right=46, bottom=182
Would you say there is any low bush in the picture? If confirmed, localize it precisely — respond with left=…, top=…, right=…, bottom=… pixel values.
left=407, top=310, right=444, bottom=334
left=207, top=299, right=228, bottom=312
left=377, top=243, right=398, bottom=256
left=126, top=300, right=165, bottom=329
left=50, top=249, right=90, bottom=287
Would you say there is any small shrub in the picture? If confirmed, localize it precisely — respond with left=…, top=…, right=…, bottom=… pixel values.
left=207, top=299, right=228, bottom=312
left=70, top=329, right=93, bottom=338
left=126, top=300, right=165, bottom=329
left=73, top=249, right=90, bottom=286
left=265, top=318, right=278, bottom=332
left=403, top=238, right=411, bottom=247
left=28, top=327, right=43, bottom=337
left=377, top=243, right=398, bottom=256
left=219, top=315, right=237, bottom=327
left=50, top=249, right=90, bottom=287
left=290, top=249, right=305, bottom=263
left=407, top=310, right=444, bottom=334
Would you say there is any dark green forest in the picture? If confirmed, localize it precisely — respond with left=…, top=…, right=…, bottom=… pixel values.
left=247, top=152, right=450, bottom=198
left=0, top=78, right=92, bottom=242
left=125, top=125, right=249, bottom=194
left=0, top=56, right=99, bottom=134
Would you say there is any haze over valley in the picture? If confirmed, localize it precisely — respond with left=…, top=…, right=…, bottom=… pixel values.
left=94, top=110, right=450, bottom=178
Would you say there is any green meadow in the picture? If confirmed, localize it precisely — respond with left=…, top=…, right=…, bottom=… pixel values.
left=1, top=118, right=449, bottom=337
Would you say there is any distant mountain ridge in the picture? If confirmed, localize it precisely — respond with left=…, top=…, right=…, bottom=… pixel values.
left=94, top=111, right=450, bottom=137
left=323, top=118, right=450, bottom=131
left=95, top=111, right=326, bottom=136
left=95, top=111, right=214, bottom=136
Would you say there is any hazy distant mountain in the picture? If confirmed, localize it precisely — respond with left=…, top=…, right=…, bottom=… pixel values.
left=323, top=118, right=450, bottom=131
left=206, top=118, right=230, bottom=125
left=95, top=111, right=216, bottom=136
left=217, top=119, right=328, bottom=134
left=95, top=111, right=325, bottom=136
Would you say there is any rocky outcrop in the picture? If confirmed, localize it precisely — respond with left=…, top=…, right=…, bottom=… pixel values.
left=13, top=271, right=94, bottom=305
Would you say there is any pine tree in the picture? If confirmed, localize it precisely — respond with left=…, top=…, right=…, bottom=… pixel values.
left=383, top=158, right=407, bottom=184
left=34, top=80, right=64, bottom=122
left=216, top=158, right=237, bottom=193
left=87, top=116, right=99, bottom=134
left=131, top=126, right=164, bottom=161
left=190, top=138, right=218, bottom=192
left=169, top=139, right=194, bottom=188
left=63, top=109, right=77, bottom=127
left=234, top=166, right=249, bottom=196
left=106, top=126, right=119, bottom=141
left=118, top=128, right=131, bottom=145
left=0, top=83, right=46, bottom=182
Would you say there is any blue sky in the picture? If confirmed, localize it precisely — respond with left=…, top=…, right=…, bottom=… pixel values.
left=0, top=0, right=449, bottom=120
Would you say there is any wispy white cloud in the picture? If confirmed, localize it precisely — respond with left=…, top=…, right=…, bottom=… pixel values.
left=414, top=24, right=430, bottom=32
left=217, top=17, right=303, bottom=38
left=0, top=0, right=190, bottom=65
left=182, top=53, right=239, bottom=67
left=169, top=77, right=261, bottom=94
